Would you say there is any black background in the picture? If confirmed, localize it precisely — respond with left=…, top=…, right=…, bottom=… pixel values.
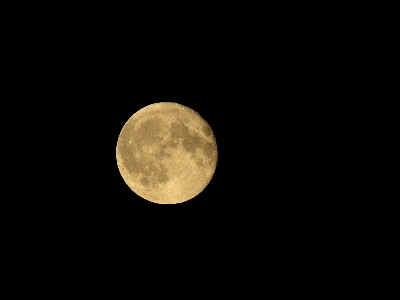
left=11, top=7, right=345, bottom=231
left=4, top=4, right=366, bottom=289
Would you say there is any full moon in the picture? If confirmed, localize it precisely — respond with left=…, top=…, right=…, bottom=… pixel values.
left=116, top=102, right=218, bottom=204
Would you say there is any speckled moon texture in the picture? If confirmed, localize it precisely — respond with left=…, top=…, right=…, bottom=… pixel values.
left=116, top=102, right=217, bottom=204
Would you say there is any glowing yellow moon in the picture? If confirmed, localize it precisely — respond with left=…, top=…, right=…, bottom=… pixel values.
left=116, top=102, right=218, bottom=204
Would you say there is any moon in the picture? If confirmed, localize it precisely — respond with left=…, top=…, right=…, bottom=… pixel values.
left=116, top=102, right=218, bottom=204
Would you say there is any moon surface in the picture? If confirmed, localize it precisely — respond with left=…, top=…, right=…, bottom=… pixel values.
left=116, top=102, right=218, bottom=204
